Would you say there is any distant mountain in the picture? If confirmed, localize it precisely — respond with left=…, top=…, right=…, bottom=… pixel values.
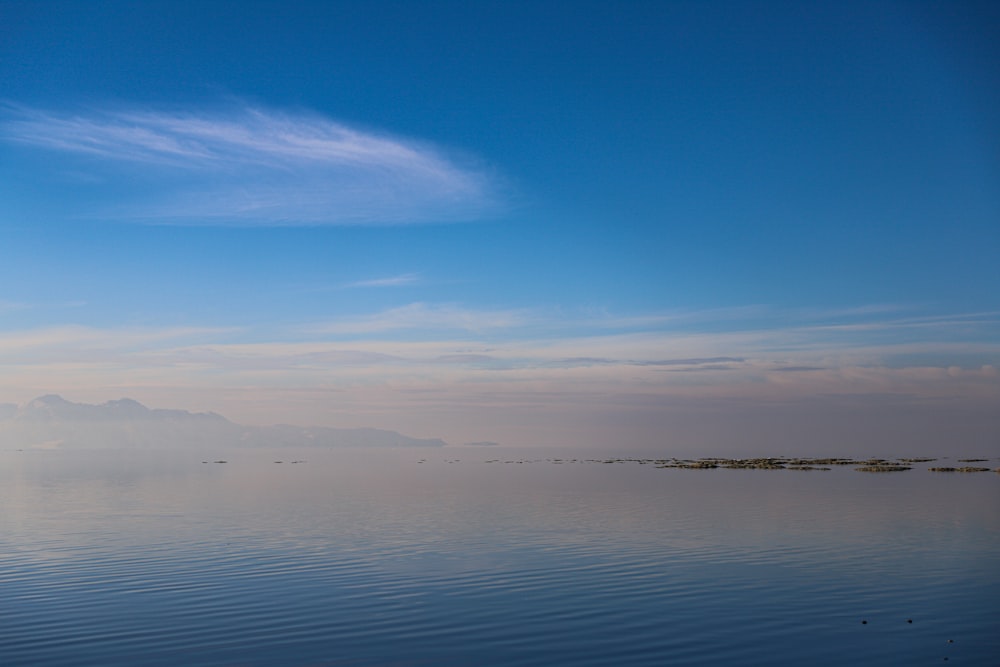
left=0, top=395, right=447, bottom=449
left=17, top=394, right=228, bottom=423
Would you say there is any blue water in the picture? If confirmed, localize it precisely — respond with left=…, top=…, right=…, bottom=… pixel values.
left=2, top=448, right=998, bottom=666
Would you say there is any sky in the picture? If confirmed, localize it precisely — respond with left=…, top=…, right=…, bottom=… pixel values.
left=1, top=0, right=998, bottom=453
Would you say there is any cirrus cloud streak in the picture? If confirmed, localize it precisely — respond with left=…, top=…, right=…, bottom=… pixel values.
left=2, top=103, right=503, bottom=225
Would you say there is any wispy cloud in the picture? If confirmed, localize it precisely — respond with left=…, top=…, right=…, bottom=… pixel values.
left=345, top=273, right=422, bottom=288
left=308, top=303, right=527, bottom=335
left=0, top=324, right=237, bottom=356
left=0, top=299, right=87, bottom=314
left=1, top=103, right=503, bottom=225
left=0, top=300, right=29, bottom=314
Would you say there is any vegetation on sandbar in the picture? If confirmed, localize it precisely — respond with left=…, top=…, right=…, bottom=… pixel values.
left=475, top=455, right=997, bottom=474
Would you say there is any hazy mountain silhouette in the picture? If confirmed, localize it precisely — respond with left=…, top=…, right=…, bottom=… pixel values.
left=0, top=395, right=447, bottom=449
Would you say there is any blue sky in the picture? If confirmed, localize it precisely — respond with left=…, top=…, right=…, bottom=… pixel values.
left=1, top=0, right=998, bottom=452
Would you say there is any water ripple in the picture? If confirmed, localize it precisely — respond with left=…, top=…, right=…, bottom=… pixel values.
left=2, top=449, right=998, bottom=666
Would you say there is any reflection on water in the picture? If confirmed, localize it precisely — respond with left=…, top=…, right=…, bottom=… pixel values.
left=1, top=447, right=998, bottom=666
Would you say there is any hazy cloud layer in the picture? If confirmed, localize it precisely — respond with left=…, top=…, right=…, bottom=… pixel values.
left=1, top=305, right=997, bottom=450
left=3, top=306, right=997, bottom=392
left=2, top=104, right=501, bottom=225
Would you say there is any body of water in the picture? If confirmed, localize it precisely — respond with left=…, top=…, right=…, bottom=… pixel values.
left=2, top=447, right=998, bottom=666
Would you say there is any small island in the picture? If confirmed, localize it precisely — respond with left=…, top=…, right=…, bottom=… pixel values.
left=479, top=455, right=999, bottom=474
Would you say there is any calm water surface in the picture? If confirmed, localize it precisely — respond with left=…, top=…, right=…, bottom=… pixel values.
left=2, top=447, right=998, bottom=666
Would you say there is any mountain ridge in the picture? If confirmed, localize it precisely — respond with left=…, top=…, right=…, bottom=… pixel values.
left=0, top=395, right=448, bottom=449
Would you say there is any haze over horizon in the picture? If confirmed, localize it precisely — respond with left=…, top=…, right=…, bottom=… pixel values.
left=1, top=1, right=998, bottom=453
